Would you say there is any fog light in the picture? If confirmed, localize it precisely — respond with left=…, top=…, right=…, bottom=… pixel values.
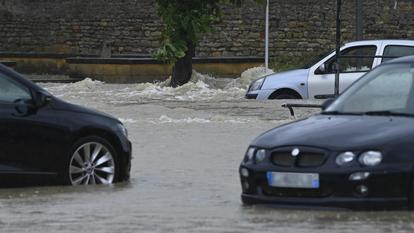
left=356, top=185, right=369, bottom=196
left=240, top=168, right=249, bottom=177
left=349, top=172, right=370, bottom=181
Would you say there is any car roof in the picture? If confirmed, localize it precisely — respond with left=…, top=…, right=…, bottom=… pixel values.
left=344, top=39, right=414, bottom=47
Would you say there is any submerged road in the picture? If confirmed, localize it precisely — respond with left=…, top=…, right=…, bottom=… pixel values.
left=0, top=77, right=413, bottom=233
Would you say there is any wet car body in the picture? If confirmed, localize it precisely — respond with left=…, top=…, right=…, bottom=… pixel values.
left=240, top=56, right=414, bottom=210
left=0, top=64, right=132, bottom=186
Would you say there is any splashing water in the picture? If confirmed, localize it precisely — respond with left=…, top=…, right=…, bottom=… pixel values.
left=226, top=66, right=274, bottom=89
left=113, top=67, right=274, bottom=102
left=42, top=66, right=274, bottom=104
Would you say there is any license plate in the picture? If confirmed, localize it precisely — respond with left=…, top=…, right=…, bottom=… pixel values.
left=267, top=172, right=319, bottom=189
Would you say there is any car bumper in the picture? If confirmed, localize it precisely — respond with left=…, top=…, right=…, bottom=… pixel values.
left=239, top=165, right=412, bottom=210
left=245, top=90, right=274, bottom=100
left=241, top=194, right=407, bottom=210
left=118, top=138, right=132, bottom=181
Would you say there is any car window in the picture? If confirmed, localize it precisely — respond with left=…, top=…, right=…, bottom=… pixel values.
left=0, top=72, right=31, bottom=103
left=324, top=46, right=377, bottom=74
left=382, top=45, right=414, bottom=63
left=327, top=64, right=414, bottom=114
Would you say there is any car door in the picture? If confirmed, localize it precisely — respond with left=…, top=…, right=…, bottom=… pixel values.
left=0, top=70, right=65, bottom=175
left=0, top=71, right=36, bottom=173
left=307, top=44, right=380, bottom=98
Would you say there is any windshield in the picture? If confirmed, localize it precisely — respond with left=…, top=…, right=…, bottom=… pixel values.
left=302, top=50, right=334, bottom=69
left=325, top=63, right=414, bottom=115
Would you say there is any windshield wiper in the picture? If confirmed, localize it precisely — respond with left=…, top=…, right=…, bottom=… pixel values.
left=363, top=111, right=414, bottom=117
left=321, top=111, right=361, bottom=115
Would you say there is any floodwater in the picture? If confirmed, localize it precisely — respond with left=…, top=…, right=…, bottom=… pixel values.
left=1, top=68, right=414, bottom=233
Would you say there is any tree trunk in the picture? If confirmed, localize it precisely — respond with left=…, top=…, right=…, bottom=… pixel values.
left=170, top=41, right=195, bottom=87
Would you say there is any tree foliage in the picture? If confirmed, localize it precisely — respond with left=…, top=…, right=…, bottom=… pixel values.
left=154, top=0, right=264, bottom=87
left=154, top=0, right=264, bottom=64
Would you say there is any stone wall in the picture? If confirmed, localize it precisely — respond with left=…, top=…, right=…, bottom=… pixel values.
left=0, top=0, right=413, bottom=59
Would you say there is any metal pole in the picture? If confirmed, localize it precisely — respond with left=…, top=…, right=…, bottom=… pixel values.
left=356, top=0, right=363, bottom=40
left=265, top=0, right=269, bottom=70
left=334, top=0, right=342, bottom=97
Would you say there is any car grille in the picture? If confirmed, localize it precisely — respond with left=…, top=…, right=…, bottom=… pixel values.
left=271, top=147, right=327, bottom=168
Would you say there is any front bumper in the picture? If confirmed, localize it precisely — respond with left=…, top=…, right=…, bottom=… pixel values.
left=245, top=93, right=258, bottom=99
left=119, top=138, right=132, bottom=181
left=245, top=90, right=274, bottom=100
left=239, top=165, right=413, bottom=210
left=241, top=194, right=407, bottom=210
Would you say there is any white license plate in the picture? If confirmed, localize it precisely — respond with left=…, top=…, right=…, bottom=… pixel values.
left=267, top=172, right=320, bottom=189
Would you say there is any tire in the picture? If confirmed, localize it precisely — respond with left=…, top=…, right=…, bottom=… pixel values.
left=63, top=136, right=120, bottom=185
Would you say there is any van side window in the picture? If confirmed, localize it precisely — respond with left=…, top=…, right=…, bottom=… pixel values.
left=324, top=46, right=377, bottom=74
left=0, top=72, right=31, bottom=103
left=382, top=45, right=414, bottom=63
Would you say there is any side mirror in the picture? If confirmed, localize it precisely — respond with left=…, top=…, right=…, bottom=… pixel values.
left=315, top=64, right=326, bottom=74
left=321, top=98, right=335, bottom=110
left=33, top=90, right=52, bottom=108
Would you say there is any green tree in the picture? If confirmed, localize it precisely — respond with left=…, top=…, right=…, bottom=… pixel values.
left=154, top=0, right=263, bottom=87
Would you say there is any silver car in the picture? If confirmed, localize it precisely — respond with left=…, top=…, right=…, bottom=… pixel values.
left=246, top=40, right=414, bottom=100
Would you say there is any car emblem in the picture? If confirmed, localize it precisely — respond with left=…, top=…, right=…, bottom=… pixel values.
left=291, top=148, right=300, bottom=157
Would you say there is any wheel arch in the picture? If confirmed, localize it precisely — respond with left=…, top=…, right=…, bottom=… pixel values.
left=268, top=88, right=303, bottom=99
left=71, top=127, right=129, bottom=181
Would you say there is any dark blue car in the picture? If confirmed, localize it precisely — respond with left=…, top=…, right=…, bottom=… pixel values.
left=240, top=56, right=414, bottom=210
left=0, top=64, right=132, bottom=186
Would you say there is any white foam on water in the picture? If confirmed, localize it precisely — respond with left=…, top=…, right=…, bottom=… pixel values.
left=225, top=66, right=274, bottom=89
left=159, top=115, right=212, bottom=124
left=71, top=78, right=104, bottom=89
left=111, top=67, right=273, bottom=102
left=118, top=118, right=138, bottom=124
left=156, top=115, right=250, bottom=124
left=42, top=67, right=274, bottom=104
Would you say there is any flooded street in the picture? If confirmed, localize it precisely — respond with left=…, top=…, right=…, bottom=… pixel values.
left=1, top=70, right=414, bottom=233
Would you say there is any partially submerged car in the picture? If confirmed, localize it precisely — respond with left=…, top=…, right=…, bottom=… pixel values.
left=240, top=56, right=414, bottom=209
left=246, top=40, right=414, bottom=100
left=0, top=64, right=132, bottom=186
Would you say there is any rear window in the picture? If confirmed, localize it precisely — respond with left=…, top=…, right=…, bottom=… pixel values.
left=382, top=45, right=414, bottom=63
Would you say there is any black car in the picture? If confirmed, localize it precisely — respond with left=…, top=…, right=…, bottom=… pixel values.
left=240, top=56, right=414, bottom=210
left=0, top=64, right=131, bottom=186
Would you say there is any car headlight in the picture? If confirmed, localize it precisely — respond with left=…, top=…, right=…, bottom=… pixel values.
left=117, top=123, right=128, bottom=138
left=359, top=151, right=382, bottom=166
left=255, top=149, right=266, bottom=163
left=249, top=78, right=265, bottom=92
left=336, top=152, right=356, bottom=166
left=244, top=147, right=267, bottom=163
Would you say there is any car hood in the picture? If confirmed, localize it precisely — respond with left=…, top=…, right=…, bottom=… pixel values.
left=252, top=114, right=414, bottom=152
left=264, top=69, right=309, bottom=83
left=52, top=97, right=121, bottom=123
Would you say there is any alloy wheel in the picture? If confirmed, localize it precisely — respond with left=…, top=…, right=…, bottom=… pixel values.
left=69, top=142, right=115, bottom=185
